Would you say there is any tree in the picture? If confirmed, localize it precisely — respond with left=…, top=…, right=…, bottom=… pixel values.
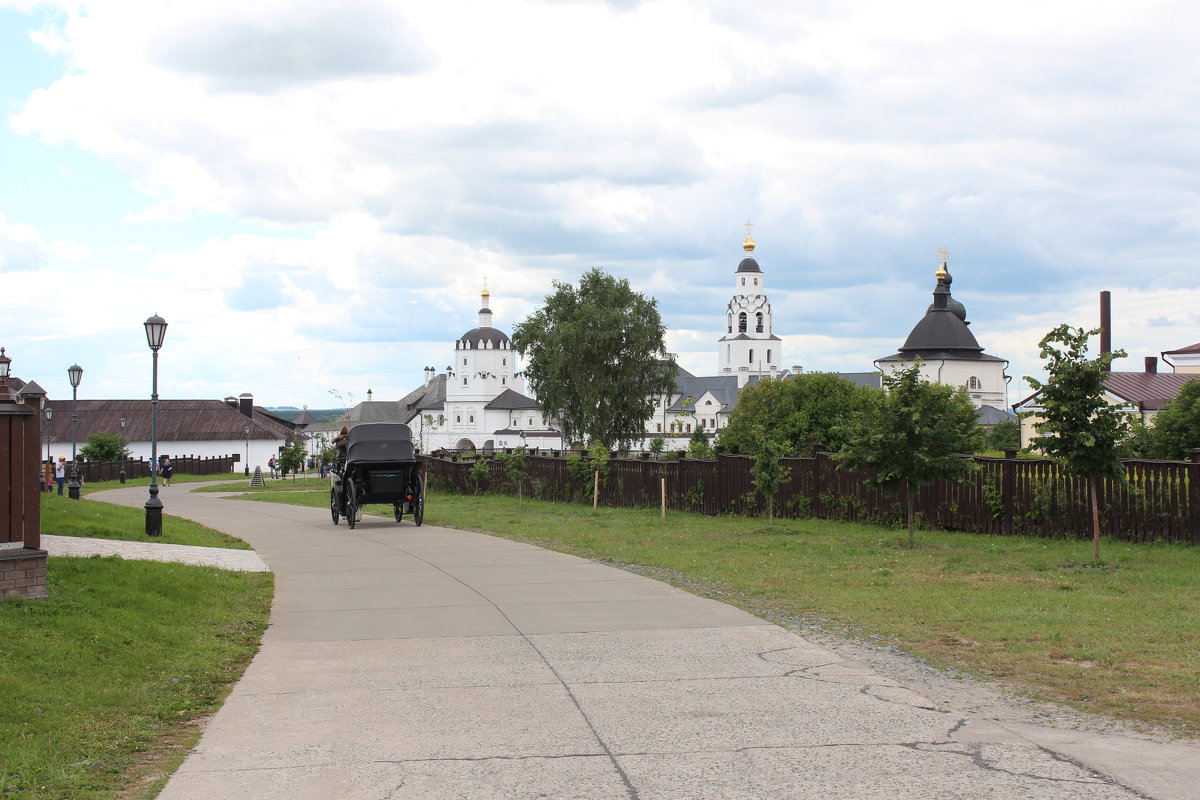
left=837, top=361, right=984, bottom=546
left=277, top=439, right=307, bottom=479
left=687, top=430, right=715, bottom=460
left=79, top=432, right=131, bottom=462
left=1024, top=325, right=1129, bottom=560
left=748, top=427, right=791, bottom=522
left=1148, top=380, right=1200, bottom=460
left=718, top=372, right=882, bottom=457
left=985, top=420, right=1021, bottom=452
left=512, top=268, right=677, bottom=451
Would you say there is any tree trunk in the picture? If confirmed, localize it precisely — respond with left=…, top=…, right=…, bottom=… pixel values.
left=1090, top=475, right=1101, bottom=561
left=906, top=481, right=915, bottom=548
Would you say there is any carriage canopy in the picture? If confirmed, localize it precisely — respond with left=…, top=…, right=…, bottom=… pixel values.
left=344, top=422, right=415, bottom=464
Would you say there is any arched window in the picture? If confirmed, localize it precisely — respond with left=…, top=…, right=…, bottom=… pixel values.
left=749, top=349, right=754, bottom=363
left=766, top=350, right=771, bottom=364
left=754, top=278, right=758, bottom=286
left=741, top=277, right=745, bottom=286
left=755, top=312, right=764, bottom=333
left=738, top=312, right=747, bottom=332
left=968, top=376, right=981, bottom=390
left=463, top=377, right=468, bottom=386
left=727, top=315, right=733, bottom=334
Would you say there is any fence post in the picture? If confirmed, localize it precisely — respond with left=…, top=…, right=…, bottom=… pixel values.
left=1002, top=448, right=1017, bottom=536
left=1190, top=449, right=1200, bottom=546
left=810, top=442, right=826, bottom=519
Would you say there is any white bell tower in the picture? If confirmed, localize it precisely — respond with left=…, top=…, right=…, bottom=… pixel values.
left=718, top=223, right=783, bottom=387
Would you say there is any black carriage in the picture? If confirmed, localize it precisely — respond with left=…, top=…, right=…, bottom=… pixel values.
left=330, top=422, right=423, bottom=529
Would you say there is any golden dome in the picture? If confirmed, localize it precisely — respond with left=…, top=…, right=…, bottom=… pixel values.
left=481, top=278, right=490, bottom=300
left=743, top=234, right=756, bottom=252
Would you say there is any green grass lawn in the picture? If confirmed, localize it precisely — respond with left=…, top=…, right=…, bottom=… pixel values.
left=0, top=557, right=272, bottom=800
left=78, top=472, right=244, bottom=496
left=236, top=487, right=1200, bottom=734
left=40, top=493, right=253, bottom=550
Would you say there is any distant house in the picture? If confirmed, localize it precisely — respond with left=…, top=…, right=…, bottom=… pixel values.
left=1162, top=342, right=1200, bottom=374
left=39, top=392, right=298, bottom=473
left=1013, top=355, right=1200, bottom=449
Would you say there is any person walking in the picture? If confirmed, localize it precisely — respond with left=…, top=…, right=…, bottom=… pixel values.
left=55, top=456, right=66, bottom=495
left=42, top=460, right=54, bottom=494
left=160, top=456, right=173, bottom=487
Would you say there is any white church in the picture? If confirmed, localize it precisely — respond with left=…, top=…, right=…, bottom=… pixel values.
left=340, top=233, right=1012, bottom=452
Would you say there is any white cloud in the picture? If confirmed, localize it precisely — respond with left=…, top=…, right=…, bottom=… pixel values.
left=0, top=213, right=49, bottom=270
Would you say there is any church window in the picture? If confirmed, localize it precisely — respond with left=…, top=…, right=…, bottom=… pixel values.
left=656, top=424, right=662, bottom=432
left=766, top=350, right=771, bottom=364
left=705, top=400, right=712, bottom=405
left=456, top=415, right=461, bottom=423
left=438, top=415, right=445, bottom=425
left=528, top=418, right=533, bottom=425
left=463, top=377, right=468, bottom=386
left=727, top=315, right=732, bottom=334
left=755, top=312, right=763, bottom=333
left=686, top=424, right=691, bottom=433
left=470, top=415, right=474, bottom=423
left=754, top=278, right=758, bottom=285
left=463, top=358, right=467, bottom=366
left=741, top=277, right=745, bottom=286
left=738, top=312, right=747, bottom=332
left=969, top=376, right=981, bottom=390
left=502, top=358, right=506, bottom=366
left=749, top=349, right=754, bottom=363
left=502, top=377, right=506, bottom=385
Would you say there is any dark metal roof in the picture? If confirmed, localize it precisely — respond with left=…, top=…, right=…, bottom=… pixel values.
left=900, top=308, right=983, bottom=354
left=736, top=257, right=762, bottom=274
left=836, top=372, right=884, bottom=389
left=1163, top=342, right=1200, bottom=355
left=484, top=389, right=540, bottom=410
left=41, top=399, right=297, bottom=446
left=976, top=405, right=1018, bottom=425
left=458, top=326, right=511, bottom=349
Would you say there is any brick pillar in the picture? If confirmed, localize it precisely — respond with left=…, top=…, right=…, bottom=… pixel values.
left=1, top=398, right=47, bottom=598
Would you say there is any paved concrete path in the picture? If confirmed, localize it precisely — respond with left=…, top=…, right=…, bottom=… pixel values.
left=84, top=485, right=1199, bottom=800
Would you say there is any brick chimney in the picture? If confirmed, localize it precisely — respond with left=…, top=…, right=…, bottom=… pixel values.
left=1145, top=356, right=1158, bottom=374
left=238, top=392, right=254, bottom=418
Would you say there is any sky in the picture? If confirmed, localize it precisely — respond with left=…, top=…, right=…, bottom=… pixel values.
left=1, top=0, right=1197, bottom=411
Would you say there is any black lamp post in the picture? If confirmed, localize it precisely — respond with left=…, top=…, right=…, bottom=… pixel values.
left=244, top=424, right=250, bottom=476
left=119, top=418, right=128, bottom=483
left=67, top=363, right=83, bottom=500
left=43, top=406, right=53, bottom=462
left=144, top=314, right=168, bottom=537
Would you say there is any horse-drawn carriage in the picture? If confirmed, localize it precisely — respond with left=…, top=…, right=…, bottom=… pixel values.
left=330, top=422, right=424, bottom=529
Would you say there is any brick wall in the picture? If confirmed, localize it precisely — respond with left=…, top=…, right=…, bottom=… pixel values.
left=1, top=549, right=48, bottom=599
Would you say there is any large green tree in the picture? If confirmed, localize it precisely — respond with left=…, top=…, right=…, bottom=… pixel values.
left=512, top=268, right=677, bottom=450
left=718, top=371, right=882, bottom=456
left=1024, top=325, right=1129, bottom=560
left=1149, top=380, right=1200, bottom=460
left=837, top=361, right=984, bottom=546
left=78, top=432, right=131, bottom=462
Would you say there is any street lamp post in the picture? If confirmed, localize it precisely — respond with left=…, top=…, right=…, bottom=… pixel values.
left=119, top=418, right=128, bottom=483
left=67, top=363, right=83, bottom=500
left=144, top=314, right=168, bottom=537
left=43, top=406, right=53, bottom=463
left=244, top=424, right=250, bottom=476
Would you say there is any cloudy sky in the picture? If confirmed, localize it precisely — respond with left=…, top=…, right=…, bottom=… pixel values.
left=2, top=0, right=1197, bottom=410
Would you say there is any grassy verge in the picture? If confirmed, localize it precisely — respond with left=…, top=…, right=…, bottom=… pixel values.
left=0, top=558, right=272, bottom=800
left=236, top=487, right=1200, bottom=734
left=41, top=493, right=253, bottom=550
left=194, top=475, right=329, bottom=494
left=77, top=472, right=243, bottom=496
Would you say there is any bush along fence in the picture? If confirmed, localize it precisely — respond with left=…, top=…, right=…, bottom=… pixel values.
left=59, top=455, right=239, bottom=484
left=420, top=446, right=1200, bottom=545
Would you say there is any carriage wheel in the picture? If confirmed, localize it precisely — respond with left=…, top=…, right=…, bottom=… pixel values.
left=393, top=503, right=403, bottom=523
left=346, top=479, right=359, bottom=530
left=413, top=477, right=424, bottom=527
left=330, top=487, right=340, bottom=525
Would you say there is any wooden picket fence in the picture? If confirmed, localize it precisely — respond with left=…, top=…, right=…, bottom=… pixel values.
left=420, top=448, right=1200, bottom=545
left=56, top=454, right=239, bottom=484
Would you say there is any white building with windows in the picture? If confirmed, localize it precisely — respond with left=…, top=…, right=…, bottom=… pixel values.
left=399, top=286, right=560, bottom=452
left=718, top=232, right=784, bottom=386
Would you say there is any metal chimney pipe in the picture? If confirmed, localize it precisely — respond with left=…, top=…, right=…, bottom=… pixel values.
left=1100, top=291, right=1112, bottom=370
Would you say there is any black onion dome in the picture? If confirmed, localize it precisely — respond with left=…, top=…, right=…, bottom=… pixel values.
left=927, top=295, right=967, bottom=322
left=901, top=270, right=982, bottom=354
left=736, top=257, right=762, bottom=274
left=459, top=327, right=510, bottom=349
